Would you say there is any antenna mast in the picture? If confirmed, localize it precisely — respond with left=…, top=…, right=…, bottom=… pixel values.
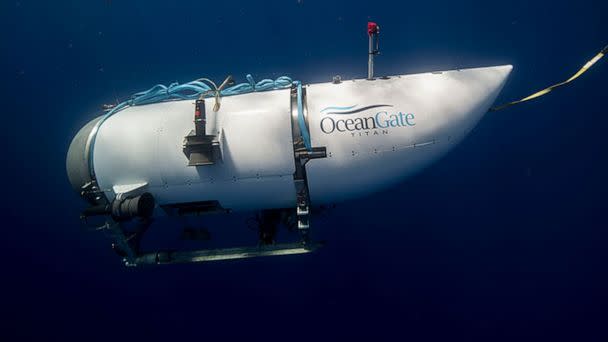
left=367, top=22, right=380, bottom=79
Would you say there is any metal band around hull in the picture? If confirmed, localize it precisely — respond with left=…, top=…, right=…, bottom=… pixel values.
left=289, top=83, right=327, bottom=237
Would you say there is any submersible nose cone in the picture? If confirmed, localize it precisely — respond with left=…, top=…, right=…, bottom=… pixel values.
left=66, top=116, right=102, bottom=197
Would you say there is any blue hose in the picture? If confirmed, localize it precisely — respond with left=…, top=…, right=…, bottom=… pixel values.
left=104, top=74, right=294, bottom=118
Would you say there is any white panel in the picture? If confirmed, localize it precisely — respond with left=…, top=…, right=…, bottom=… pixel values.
left=214, top=90, right=295, bottom=178
left=94, top=104, right=164, bottom=194
left=94, top=89, right=296, bottom=211
left=156, top=89, right=294, bottom=186
left=150, top=175, right=296, bottom=210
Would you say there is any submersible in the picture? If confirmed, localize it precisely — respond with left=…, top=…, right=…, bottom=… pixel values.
left=67, top=22, right=513, bottom=265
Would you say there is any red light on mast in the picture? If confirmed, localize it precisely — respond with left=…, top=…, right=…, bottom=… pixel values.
left=367, top=22, right=379, bottom=36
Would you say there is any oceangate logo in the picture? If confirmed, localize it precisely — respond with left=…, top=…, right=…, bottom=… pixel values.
left=319, top=104, right=415, bottom=137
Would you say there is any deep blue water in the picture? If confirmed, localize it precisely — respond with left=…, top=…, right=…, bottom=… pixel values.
left=1, top=0, right=607, bottom=340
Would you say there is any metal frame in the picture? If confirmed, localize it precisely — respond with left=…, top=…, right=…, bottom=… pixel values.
left=133, top=242, right=322, bottom=265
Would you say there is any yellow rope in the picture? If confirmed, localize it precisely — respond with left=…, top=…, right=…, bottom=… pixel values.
left=490, top=45, right=607, bottom=112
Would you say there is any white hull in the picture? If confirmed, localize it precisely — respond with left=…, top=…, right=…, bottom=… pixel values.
left=76, top=65, right=512, bottom=213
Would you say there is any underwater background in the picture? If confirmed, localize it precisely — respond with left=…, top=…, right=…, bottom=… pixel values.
left=1, top=0, right=607, bottom=340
